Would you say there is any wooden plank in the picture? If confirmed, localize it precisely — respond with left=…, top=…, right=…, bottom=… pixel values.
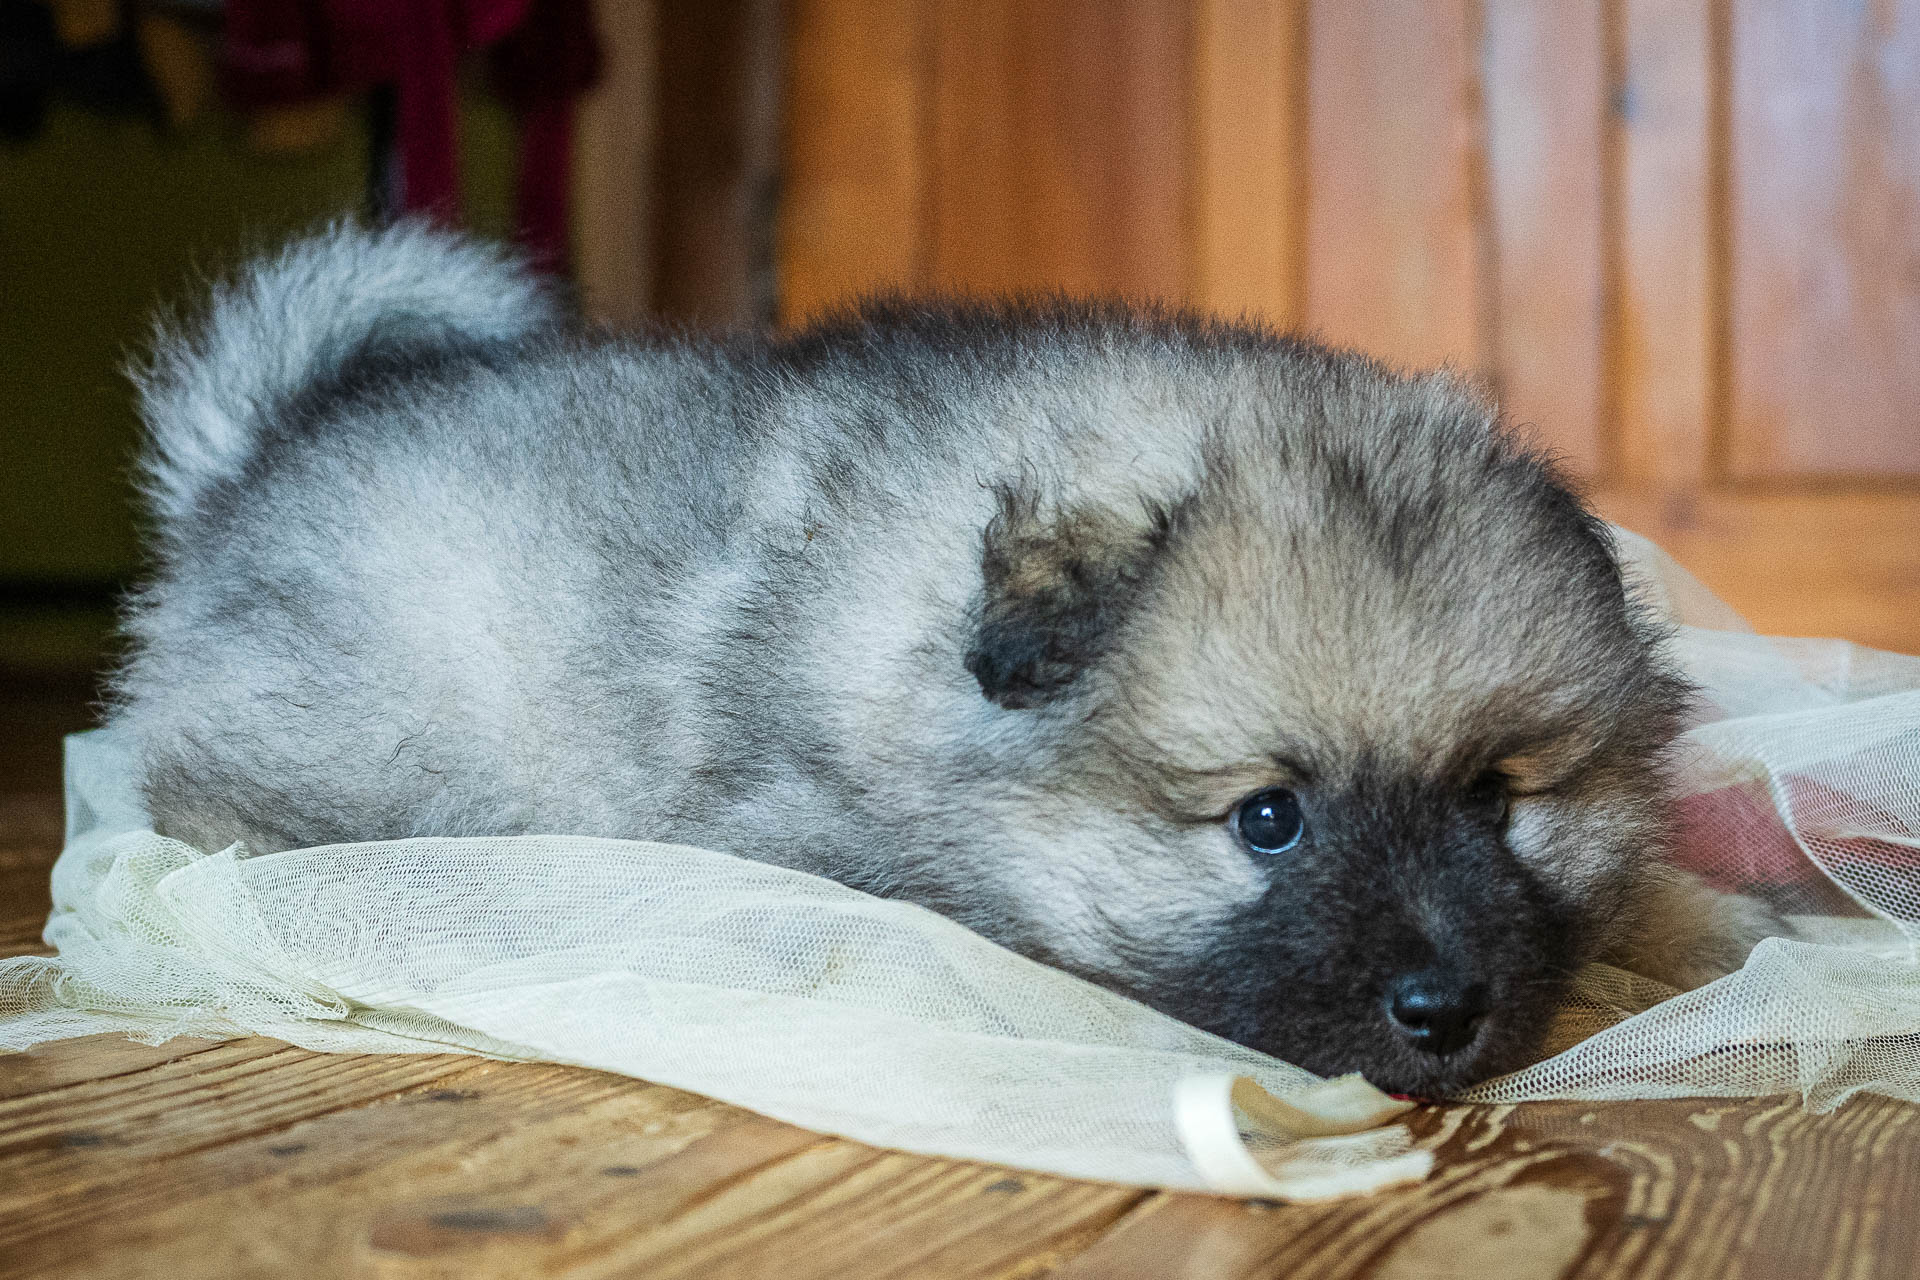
left=573, top=0, right=659, bottom=328
left=1, top=1030, right=1140, bottom=1280
left=778, top=0, right=930, bottom=323
left=1724, top=0, right=1920, bottom=479
left=10, top=1037, right=1920, bottom=1279
left=0, top=1033, right=227, bottom=1102
left=1614, top=0, right=1715, bottom=486
left=0, top=804, right=60, bottom=870
left=1191, top=0, right=1306, bottom=327
left=0, top=915, right=48, bottom=955
left=582, top=1149, right=1145, bottom=1279
left=0, top=1041, right=480, bottom=1255
left=1303, top=0, right=1483, bottom=372
left=1, top=789, right=64, bottom=951
left=1482, top=0, right=1609, bottom=476
left=0, top=669, right=96, bottom=797
left=11, top=993, right=1920, bottom=1279
left=1594, top=487, right=1920, bottom=655
left=1052, top=1096, right=1920, bottom=1280
left=0, top=1040, right=458, bottom=1166
left=928, top=0, right=1194, bottom=298
left=651, top=0, right=784, bottom=325
left=1, top=1050, right=750, bottom=1279
left=0, top=885, right=49, bottom=949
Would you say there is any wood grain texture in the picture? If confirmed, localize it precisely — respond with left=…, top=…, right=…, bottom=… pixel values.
left=1304, top=0, right=1484, bottom=372
left=1725, top=0, right=1920, bottom=478
left=927, top=0, right=1194, bottom=298
left=1614, top=0, right=1716, bottom=486
left=1482, top=0, right=1609, bottom=475
left=1191, top=0, right=1305, bottom=326
left=1594, top=487, right=1920, bottom=655
left=573, top=0, right=659, bottom=328
left=650, top=0, right=783, bottom=325
left=9, top=1023, right=1920, bottom=1279
left=777, top=0, right=930, bottom=323
left=768, top=0, right=1920, bottom=650
left=1049, top=1099, right=1920, bottom=1280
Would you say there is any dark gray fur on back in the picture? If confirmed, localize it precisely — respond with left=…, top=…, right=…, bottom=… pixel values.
left=111, top=222, right=1769, bottom=1093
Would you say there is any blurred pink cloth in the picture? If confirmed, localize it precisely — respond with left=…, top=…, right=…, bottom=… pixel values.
left=1679, top=767, right=1919, bottom=912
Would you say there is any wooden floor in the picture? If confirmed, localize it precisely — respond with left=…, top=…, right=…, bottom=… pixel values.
left=5, top=672, right=1919, bottom=1279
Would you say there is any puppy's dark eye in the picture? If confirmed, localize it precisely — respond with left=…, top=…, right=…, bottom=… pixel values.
left=1233, top=788, right=1305, bottom=855
left=1468, top=771, right=1512, bottom=831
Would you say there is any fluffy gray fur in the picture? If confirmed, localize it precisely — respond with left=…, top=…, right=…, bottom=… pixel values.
left=110, top=222, right=1775, bottom=1093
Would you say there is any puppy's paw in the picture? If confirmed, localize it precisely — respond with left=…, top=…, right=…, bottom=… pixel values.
left=1609, top=866, right=1791, bottom=991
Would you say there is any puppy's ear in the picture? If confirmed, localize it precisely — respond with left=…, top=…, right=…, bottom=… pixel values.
left=966, top=483, right=1177, bottom=709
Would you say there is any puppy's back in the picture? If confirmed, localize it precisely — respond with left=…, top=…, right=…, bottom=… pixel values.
left=114, top=224, right=775, bottom=852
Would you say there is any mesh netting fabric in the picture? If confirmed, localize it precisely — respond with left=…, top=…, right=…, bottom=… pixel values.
left=1459, top=532, right=1920, bottom=1108
left=3, top=529, right=1917, bottom=1196
left=0, top=737, right=1428, bottom=1199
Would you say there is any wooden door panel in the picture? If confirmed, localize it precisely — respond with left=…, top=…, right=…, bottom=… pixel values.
left=777, top=0, right=1920, bottom=654
left=1616, top=0, right=1714, bottom=487
left=928, top=0, right=1193, bottom=297
left=1726, top=0, right=1920, bottom=478
left=777, top=0, right=929, bottom=320
left=1482, top=0, right=1609, bottom=475
left=1191, top=0, right=1305, bottom=326
left=1303, top=0, right=1483, bottom=373
left=1598, top=490, right=1920, bottom=654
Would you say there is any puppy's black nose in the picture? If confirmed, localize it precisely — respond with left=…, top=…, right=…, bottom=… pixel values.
left=1385, top=971, right=1488, bottom=1056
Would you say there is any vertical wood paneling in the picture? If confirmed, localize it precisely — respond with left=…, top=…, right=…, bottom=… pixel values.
left=777, top=0, right=929, bottom=323
left=1304, top=0, right=1483, bottom=372
left=928, top=0, right=1193, bottom=297
left=1482, top=0, right=1608, bottom=475
left=770, top=0, right=1920, bottom=654
left=1191, top=0, right=1305, bottom=326
left=575, top=1, right=658, bottom=327
left=1725, top=0, right=1920, bottom=478
left=1615, top=0, right=1715, bottom=487
left=651, top=0, right=784, bottom=326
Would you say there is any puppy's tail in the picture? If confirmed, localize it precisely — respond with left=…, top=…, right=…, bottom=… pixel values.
left=133, top=219, right=559, bottom=528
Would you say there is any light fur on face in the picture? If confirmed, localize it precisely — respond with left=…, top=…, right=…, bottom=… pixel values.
left=111, top=221, right=1771, bottom=1094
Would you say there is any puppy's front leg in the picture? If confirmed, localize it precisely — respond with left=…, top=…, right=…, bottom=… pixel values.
left=1609, top=863, right=1789, bottom=991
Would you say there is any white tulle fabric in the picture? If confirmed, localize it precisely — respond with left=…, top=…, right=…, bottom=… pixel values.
left=3, top=530, right=1917, bottom=1197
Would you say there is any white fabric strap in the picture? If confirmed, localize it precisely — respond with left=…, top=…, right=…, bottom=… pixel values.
left=1173, top=1072, right=1433, bottom=1200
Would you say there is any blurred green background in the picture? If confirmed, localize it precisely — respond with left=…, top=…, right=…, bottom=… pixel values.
left=1, top=93, right=515, bottom=672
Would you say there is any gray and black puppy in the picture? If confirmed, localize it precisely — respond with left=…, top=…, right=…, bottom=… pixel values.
left=110, top=223, right=1771, bottom=1094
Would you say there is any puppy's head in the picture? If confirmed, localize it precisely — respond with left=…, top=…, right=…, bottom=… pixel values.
left=963, top=352, right=1687, bottom=1095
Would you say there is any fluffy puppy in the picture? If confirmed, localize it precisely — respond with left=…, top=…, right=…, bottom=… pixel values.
left=109, top=223, right=1772, bottom=1094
